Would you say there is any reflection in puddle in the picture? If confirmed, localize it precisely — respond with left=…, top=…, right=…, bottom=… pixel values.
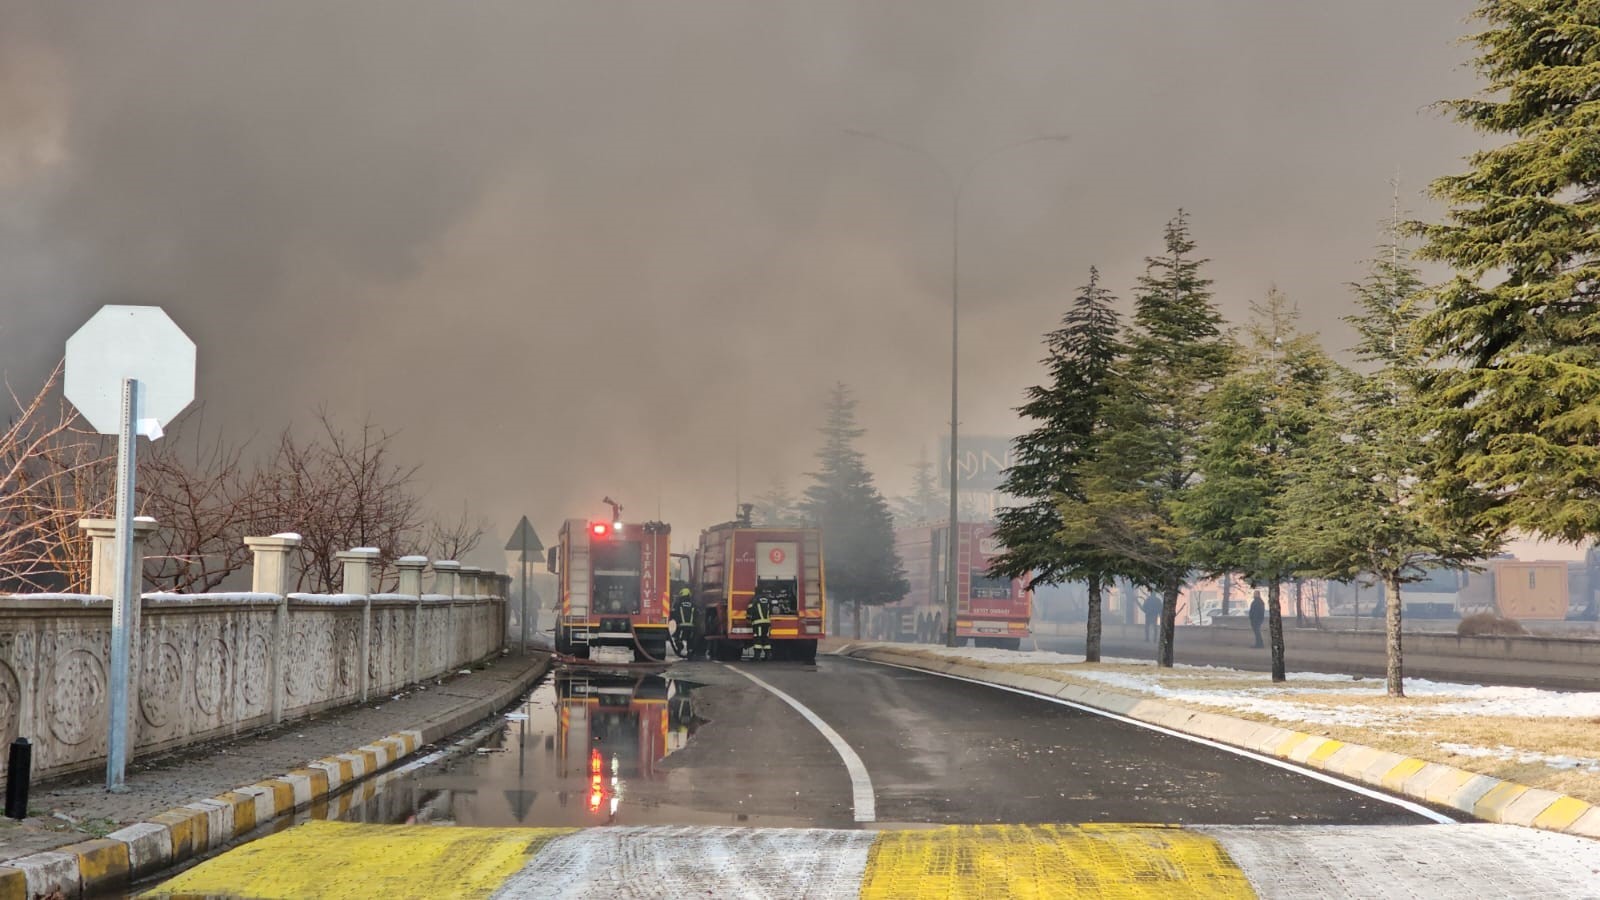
left=331, top=671, right=713, bottom=828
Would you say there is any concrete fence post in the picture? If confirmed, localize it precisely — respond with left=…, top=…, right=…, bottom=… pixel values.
left=79, top=517, right=159, bottom=598
left=396, top=555, right=428, bottom=686
left=245, top=533, right=302, bottom=725
left=481, top=570, right=498, bottom=654
left=339, top=548, right=380, bottom=702
left=432, top=561, right=460, bottom=670
left=81, top=516, right=159, bottom=747
left=459, top=566, right=481, bottom=663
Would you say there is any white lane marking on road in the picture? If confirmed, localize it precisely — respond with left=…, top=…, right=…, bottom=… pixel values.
left=860, top=657, right=1457, bottom=825
left=728, top=666, right=877, bottom=823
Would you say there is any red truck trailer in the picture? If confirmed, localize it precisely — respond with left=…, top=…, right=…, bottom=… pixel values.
left=888, top=522, right=1031, bottom=649
left=551, top=517, right=672, bottom=661
left=690, top=516, right=825, bottom=663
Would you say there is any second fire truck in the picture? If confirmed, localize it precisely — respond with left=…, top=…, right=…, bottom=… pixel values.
left=685, top=508, right=826, bottom=663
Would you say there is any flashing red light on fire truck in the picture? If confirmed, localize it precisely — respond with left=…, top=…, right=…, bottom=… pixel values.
left=591, top=522, right=609, bottom=537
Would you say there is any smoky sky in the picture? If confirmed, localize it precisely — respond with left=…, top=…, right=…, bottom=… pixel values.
left=0, top=0, right=1483, bottom=560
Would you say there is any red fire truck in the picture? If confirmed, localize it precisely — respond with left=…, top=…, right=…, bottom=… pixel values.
left=690, top=513, right=825, bottom=663
left=889, top=522, right=1031, bottom=650
left=550, top=516, right=672, bottom=661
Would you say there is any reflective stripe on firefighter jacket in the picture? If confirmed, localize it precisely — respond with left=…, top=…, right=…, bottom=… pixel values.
left=674, top=598, right=696, bottom=627
left=749, top=596, right=773, bottom=626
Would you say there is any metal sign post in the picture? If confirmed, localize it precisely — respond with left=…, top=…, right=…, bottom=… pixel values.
left=505, top=517, right=543, bottom=652
left=64, top=305, right=195, bottom=792
left=105, top=378, right=140, bottom=792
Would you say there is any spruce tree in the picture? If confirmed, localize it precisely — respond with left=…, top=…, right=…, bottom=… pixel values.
left=802, top=383, right=909, bottom=638
left=1058, top=211, right=1233, bottom=667
left=1274, top=222, right=1495, bottom=696
left=892, top=449, right=943, bottom=527
left=751, top=476, right=801, bottom=527
left=1417, top=1, right=1600, bottom=542
left=1179, top=287, right=1334, bottom=682
left=992, top=266, right=1124, bottom=662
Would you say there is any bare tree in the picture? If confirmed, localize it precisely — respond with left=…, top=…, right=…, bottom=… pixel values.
left=137, top=408, right=265, bottom=592
left=426, top=503, right=487, bottom=563
left=257, top=411, right=423, bottom=592
left=0, top=363, right=114, bottom=592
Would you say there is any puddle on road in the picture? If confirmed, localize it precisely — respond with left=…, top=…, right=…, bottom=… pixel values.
left=326, top=669, right=803, bottom=829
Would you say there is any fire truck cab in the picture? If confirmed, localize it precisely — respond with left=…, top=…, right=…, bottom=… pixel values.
left=550, top=517, right=672, bottom=662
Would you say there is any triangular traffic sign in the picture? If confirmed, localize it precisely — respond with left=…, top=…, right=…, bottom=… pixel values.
left=505, top=516, right=544, bottom=554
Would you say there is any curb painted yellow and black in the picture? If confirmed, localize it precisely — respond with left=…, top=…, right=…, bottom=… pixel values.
left=0, top=654, right=550, bottom=899
left=844, top=645, right=1600, bottom=841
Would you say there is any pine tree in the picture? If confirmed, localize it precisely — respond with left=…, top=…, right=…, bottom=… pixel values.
left=1058, top=211, right=1233, bottom=667
left=892, top=449, right=943, bottom=527
left=992, top=266, right=1124, bottom=662
left=751, top=476, right=801, bottom=527
left=1274, top=220, right=1495, bottom=696
left=802, top=383, right=909, bottom=638
left=1179, top=287, right=1334, bottom=682
left=1416, top=1, right=1600, bottom=543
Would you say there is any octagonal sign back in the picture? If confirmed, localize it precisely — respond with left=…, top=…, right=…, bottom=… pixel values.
left=64, top=305, right=196, bottom=436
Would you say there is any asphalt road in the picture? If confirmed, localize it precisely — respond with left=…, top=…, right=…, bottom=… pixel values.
left=745, top=655, right=1427, bottom=827
left=351, top=654, right=1434, bottom=830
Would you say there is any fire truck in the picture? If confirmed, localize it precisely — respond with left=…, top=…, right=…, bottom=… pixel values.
left=688, top=510, right=825, bottom=663
left=889, top=522, right=1031, bottom=649
left=549, top=514, right=672, bottom=661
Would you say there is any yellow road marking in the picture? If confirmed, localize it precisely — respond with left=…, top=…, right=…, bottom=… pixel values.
left=860, top=824, right=1256, bottom=899
left=143, top=821, right=572, bottom=899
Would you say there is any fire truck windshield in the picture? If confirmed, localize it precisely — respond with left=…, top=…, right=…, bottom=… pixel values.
left=970, top=574, right=1013, bottom=599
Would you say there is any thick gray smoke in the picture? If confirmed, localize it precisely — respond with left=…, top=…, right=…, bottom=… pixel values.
left=0, top=1, right=1481, bottom=555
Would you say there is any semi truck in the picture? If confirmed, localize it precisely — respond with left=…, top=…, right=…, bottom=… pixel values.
left=550, top=516, right=672, bottom=661
left=889, top=521, right=1031, bottom=649
left=687, top=511, right=825, bottom=663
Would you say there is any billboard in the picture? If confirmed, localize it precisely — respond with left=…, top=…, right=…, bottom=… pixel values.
left=939, top=435, right=1018, bottom=491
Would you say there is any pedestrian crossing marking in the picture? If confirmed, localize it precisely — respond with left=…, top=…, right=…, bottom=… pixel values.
left=142, top=821, right=572, bottom=899
left=859, top=824, right=1256, bottom=899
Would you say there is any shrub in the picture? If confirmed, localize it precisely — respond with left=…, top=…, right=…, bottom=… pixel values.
left=1457, top=612, right=1528, bottom=637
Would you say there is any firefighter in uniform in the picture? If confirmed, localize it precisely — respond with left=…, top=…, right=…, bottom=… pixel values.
left=672, top=587, right=701, bottom=660
left=749, top=590, right=774, bottom=661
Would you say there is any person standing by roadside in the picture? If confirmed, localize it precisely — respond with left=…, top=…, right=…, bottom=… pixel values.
left=1248, top=591, right=1267, bottom=648
left=1141, top=593, right=1162, bottom=642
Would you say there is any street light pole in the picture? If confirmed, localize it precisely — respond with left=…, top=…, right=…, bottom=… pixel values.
left=845, top=130, right=1068, bottom=648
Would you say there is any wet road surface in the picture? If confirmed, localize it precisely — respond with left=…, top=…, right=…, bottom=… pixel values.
left=331, top=654, right=1431, bottom=830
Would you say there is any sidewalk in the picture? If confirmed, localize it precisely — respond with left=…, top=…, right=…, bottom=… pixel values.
left=0, top=652, right=548, bottom=864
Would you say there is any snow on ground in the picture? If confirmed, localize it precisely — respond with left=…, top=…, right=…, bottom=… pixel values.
left=896, top=642, right=1600, bottom=726
left=1436, top=743, right=1600, bottom=772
